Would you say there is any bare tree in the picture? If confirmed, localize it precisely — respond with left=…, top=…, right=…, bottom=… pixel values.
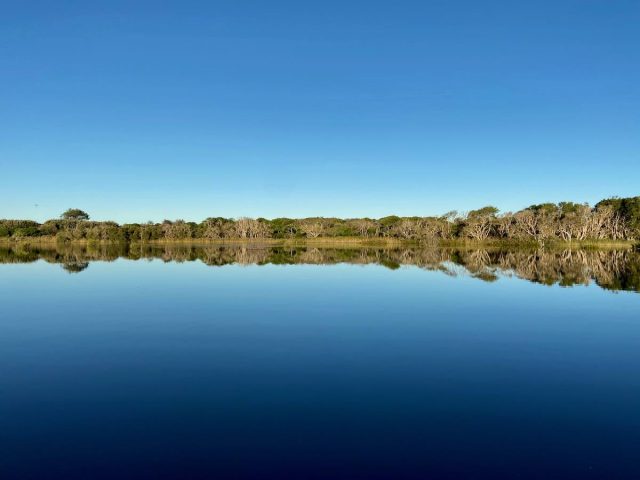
left=496, top=213, right=516, bottom=239
left=235, top=218, right=270, bottom=239
left=350, top=219, right=377, bottom=237
left=396, top=219, right=419, bottom=239
left=300, top=219, right=325, bottom=238
left=463, top=207, right=498, bottom=241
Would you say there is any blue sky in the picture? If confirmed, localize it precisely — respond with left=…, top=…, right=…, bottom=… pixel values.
left=1, top=1, right=638, bottom=223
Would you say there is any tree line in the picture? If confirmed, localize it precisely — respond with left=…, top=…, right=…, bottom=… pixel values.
left=1, top=197, right=639, bottom=243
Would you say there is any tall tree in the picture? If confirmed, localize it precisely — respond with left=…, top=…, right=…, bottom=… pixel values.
left=61, top=209, right=90, bottom=221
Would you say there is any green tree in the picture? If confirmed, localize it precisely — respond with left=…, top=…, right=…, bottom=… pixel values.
left=61, top=208, right=90, bottom=221
left=597, top=196, right=640, bottom=237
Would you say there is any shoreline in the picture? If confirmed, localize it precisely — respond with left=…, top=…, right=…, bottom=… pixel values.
left=1, top=237, right=636, bottom=250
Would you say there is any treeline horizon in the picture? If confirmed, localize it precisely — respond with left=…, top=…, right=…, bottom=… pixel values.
left=1, top=196, right=640, bottom=244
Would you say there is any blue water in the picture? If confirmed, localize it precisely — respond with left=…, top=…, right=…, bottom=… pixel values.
left=1, top=257, right=639, bottom=479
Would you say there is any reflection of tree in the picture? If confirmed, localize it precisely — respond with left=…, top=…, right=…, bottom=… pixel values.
left=61, top=262, right=89, bottom=273
left=1, top=244, right=639, bottom=292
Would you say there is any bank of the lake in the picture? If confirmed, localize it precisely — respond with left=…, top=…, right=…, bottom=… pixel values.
left=1, top=236, right=637, bottom=251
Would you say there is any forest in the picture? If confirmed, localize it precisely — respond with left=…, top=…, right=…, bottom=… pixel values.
left=1, top=197, right=639, bottom=244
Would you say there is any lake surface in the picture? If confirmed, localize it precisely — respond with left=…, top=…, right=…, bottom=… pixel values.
left=1, top=244, right=639, bottom=479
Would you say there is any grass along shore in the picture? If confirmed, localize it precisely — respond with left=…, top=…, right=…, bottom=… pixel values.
left=1, top=236, right=637, bottom=250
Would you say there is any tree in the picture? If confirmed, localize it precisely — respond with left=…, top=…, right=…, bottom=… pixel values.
left=162, top=220, right=193, bottom=240
left=379, top=216, right=402, bottom=237
left=596, top=196, right=640, bottom=239
left=300, top=219, right=325, bottom=238
left=495, top=212, right=516, bottom=239
left=396, top=219, right=419, bottom=239
left=0, top=195, right=636, bottom=244
left=235, top=218, right=270, bottom=239
left=269, top=218, right=298, bottom=238
left=61, top=209, right=90, bottom=221
left=349, top=218, right=377, bottom=237
left=431, top=212, right=457, bottom=239
left=463, top=206, right=499, bottom=241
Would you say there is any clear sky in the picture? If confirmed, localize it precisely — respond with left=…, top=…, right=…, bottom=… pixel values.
left=1, top=0, right=638, bottom=223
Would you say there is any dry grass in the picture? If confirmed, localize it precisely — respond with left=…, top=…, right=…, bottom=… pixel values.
left=1, top=236, right=636, bottom=251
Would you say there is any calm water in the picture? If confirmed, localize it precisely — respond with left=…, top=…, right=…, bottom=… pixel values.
left=1, top=245, right=639, bottom=479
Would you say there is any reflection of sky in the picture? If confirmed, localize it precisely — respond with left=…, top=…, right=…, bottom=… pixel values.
left=1, top=261, right=639, bottom=477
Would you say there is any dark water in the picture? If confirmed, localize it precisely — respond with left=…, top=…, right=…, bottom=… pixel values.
left=1, top=245, right=639, bottom=479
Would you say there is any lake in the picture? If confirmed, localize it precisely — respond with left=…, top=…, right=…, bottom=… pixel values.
left=1, top=244, right=639, bottom=479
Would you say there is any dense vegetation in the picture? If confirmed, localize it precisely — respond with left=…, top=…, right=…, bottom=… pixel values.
left=1, top=198, right=639, bottom=244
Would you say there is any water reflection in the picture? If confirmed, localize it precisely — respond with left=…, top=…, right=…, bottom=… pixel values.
left=1, top=243, right=639, bottom=293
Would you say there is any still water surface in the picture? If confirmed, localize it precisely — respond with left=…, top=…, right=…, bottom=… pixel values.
left=1, top=245, right=639, bottom=479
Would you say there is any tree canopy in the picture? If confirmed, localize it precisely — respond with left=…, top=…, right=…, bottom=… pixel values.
left=61, top=209, right=90, bottom=221
left=1, top=197, right=639, bottom=243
